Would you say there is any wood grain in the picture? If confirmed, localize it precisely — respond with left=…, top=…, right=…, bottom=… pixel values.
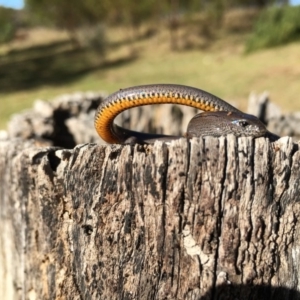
left=1, top=136, right=300, bottom=300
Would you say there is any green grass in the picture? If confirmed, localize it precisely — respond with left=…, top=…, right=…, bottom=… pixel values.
left=246, top=5, right=300, bottom=52
left=1, top=27, right=300, bottom=130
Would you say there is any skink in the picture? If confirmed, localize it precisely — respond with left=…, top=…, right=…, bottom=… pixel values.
left=94, top=84, right=277, bottom=144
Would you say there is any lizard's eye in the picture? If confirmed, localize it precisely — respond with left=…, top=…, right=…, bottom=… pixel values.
left=239, top=120, right=249, bottom=127
left=233, top=120, right=249, bottom=127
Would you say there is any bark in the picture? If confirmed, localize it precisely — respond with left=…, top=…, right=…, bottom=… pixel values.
left=1, top=136, right=300, bottom=300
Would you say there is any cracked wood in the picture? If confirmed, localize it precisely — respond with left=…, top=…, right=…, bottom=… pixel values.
left=1, top=136, right=300, bottom=300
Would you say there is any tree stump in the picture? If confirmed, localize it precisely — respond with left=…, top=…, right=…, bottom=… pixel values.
left=1, top=136, right=300, bottom=300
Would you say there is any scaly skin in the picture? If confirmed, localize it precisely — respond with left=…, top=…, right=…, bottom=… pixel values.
left=94, top=84, right=276, bottom=144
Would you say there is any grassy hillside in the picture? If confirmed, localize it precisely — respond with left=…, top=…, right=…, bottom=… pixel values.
left=1, top=25, right=300, bottom=129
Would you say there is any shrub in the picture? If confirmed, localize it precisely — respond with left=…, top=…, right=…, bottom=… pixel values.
left=77, top=23, right=107, bottom=55
left=245, top=5, right=300, bottom=53
left=0, top=7, right=17, bottom=44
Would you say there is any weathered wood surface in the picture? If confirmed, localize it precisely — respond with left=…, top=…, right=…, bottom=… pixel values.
left=1, top=136, right=300, bottom=300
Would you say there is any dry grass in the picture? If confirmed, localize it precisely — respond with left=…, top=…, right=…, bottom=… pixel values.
left=0, top=27, right=69, bottom=55
left=1, top=20, right=300, bottom=130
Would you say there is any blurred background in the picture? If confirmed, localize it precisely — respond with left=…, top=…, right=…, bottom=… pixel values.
left=0, top=0, right=300, bottom=132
